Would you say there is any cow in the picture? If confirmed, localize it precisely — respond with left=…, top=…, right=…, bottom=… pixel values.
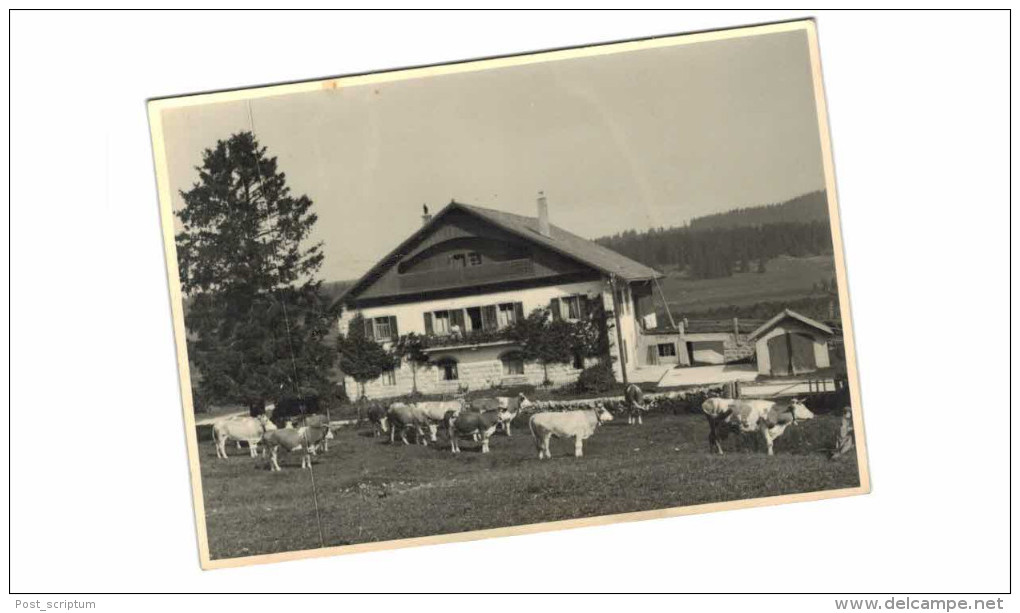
left=386, top=402, right=430, bottom=446
left=293, top=413, right=332, bottom=453
left=529, top=403, right=614, bottom=459
left=212, top=414, right=277, bottom=459
left=412, top=400, right=464, bottom=442
left=445, top=407, right=511, bottom=454
left=262, top=425, right=334, bottom=471
left=701, top=397, right=814, bottom=455
left=497, top=393, right=532, bottom=437
left=366, top=403, right=390, bottom=437
left=623, top=383, right=652, bottom=425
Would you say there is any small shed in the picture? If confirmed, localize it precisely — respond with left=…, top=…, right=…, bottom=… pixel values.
left=749, top=309, right=834, bottom=376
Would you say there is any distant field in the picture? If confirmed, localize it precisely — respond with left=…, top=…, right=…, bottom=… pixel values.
left=200, top=411, right=859, bottom=560
left=657, top=255, right=837, bottom=314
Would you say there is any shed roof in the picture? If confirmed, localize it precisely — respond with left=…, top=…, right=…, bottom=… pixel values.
left=747, top=308, right=835, bottom=341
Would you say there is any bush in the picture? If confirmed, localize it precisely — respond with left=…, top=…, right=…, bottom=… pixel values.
left=574, top=362, right=617, bottom=395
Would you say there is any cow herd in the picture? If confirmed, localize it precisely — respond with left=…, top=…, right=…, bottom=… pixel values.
left=208, top=383, right=817, bottom=470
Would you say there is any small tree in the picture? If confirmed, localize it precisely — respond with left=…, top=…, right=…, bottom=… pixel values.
left=337, top=314, right=395, bottom=401
left=393, top=332, right=430, bottom=395
left=506, top=308, right=574, bottom=385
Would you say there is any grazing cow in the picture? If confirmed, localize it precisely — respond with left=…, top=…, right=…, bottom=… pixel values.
left=262, top=425, right=334, bottom=471
left=386, top=402, right=429, bottom=445
left=468, top=394, right=531, bottom=437
left=366, top=403, right=390, bottom=437
left=623, top=383, right=652, bottom=425
left=529, top=403, right=614, bottom=459
left=701, top=397, right=814, bottom=455
left=293, top=413, right=332, bottom=453
left=412, top=400, right=464, bottom=442
left=497, top=393, right=532, bottom=437
left=445, top=408, right=510, bottom=454
left=212, top=414, right=277, bottom=459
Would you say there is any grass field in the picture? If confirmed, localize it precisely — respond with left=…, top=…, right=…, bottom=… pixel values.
left=657, top=254, right=837, bottom=313
left=200, top=411, right=859, bottom=560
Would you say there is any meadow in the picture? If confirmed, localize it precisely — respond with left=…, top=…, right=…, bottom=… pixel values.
left=200, top=410, right=859, bottom=560
left=657, top=254, right=837, bottom=314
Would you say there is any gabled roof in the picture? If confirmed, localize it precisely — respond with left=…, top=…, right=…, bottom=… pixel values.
left=748, top=308, right=834, bottom=341
left=336, top=200, right=662, bottom=305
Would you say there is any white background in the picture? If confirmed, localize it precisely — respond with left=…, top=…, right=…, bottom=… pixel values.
left=7, top=8, right=1014, bottom=605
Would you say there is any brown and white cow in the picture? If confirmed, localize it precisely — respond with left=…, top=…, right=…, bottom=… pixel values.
left=386, top=402, right=429, bottom=445
left=701, top=397, right=814, bottom=455
left=366, top=403, right=390, bottom=437
left=212, top=414, right=277, bottom=459
left=413, top=400, right=464, bottom=442
left=262, top=425, right=334, bottom=471
left=529, top=403, right=614, bottom=459
left=469, top=393, right=533, bottom=437
left=293, top=413, right=332, bottom=453
left=623, top=383, right=652, bottom=425
left=445, top=407, right=511, bottom=454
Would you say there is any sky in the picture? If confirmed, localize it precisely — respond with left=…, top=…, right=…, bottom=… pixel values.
left=160, top=29, right=825, bottom=282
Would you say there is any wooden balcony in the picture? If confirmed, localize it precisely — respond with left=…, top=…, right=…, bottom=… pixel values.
left=397, top=258, right=535, bottom=291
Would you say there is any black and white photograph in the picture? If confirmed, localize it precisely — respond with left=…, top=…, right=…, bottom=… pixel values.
left=147, top=19, right=869, bottom=568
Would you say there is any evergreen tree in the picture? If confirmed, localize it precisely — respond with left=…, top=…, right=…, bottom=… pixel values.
left=175, top=131, right=334, bottom=413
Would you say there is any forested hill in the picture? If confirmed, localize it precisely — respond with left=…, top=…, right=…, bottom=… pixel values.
left=595, top=191, right=833, bottom=279
left=688, top=190, right=829, bottom=230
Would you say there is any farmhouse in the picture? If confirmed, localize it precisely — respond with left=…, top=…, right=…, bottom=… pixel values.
left=335, top=195, right=689, bottom=399
left=749, top=308, right=835, bottom=376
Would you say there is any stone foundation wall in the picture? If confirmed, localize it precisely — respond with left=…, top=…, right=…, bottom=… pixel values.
left=345, top=353, right=601, bottom=400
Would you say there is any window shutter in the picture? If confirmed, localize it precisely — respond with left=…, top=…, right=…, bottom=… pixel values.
left=363, top=317, right=375, bottom=340
left=514, top=302, right=524, bottom=321
left=482, top=305, right=497, bottom=330
left=647, top=345, right=658, bottom=366
left=389, top=316, right=399, bottom=338
left=424, top=312, right=433, bottom=335
left=579, top=296, right=590, bottom=319
left=549, top=298, right=561, bottom=321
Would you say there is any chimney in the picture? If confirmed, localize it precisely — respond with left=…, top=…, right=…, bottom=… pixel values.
left=421, top=203, right=432, bottom=226
left=537, top=191, right=550, bottom=237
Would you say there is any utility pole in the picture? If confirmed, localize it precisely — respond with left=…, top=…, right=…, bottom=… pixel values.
left=610, top=274, right=629, bottom=389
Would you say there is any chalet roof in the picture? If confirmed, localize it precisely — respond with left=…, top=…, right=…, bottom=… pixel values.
left=747, top=308, right=834, bottom=341
left=337, top=200, right=662, bottom=305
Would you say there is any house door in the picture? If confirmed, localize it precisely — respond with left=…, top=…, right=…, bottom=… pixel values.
left=768, top=333, right=817, bottom=375
left=789, top=333, right=817, bottom=374
left=767, top=334, right=791, bottom=376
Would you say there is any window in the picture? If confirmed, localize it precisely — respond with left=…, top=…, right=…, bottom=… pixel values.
left=466, top=306, right=483, bottom=331
left=658, top=343, right=677, bottom=358
left=564, top=296, right=581, bottom=320
left=374, top=317, right=392, bottom=341
left=433, top=311, right=450, bottom=335
left=449, top=253, right=467, bottom=268
left=380, top=368, right=397, bottom=386
left=437, top=358, right=459, bottom=381
left=501, top=352, right=525, bottom=376
left=497, top=302, right=520, bottom=328
left=365, top=315, right=397, bottom=341
left=467, top=252, right=482, bottom=266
